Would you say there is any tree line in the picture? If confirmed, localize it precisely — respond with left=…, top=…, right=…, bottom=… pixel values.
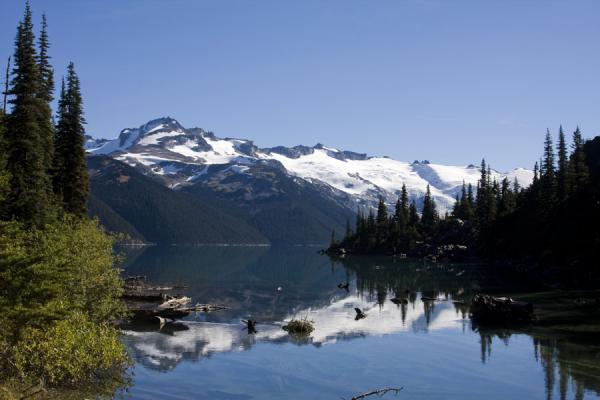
left=0, top=3, right=129, bottom=397
left=331, top=126, right=599, bottom=277
left=1, top=4, right=88, bottom=225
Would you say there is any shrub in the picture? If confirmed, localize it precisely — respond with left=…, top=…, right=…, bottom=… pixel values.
left=12, top=312, right=131, bottom=387
left=282, top=317, right=315, bottom=335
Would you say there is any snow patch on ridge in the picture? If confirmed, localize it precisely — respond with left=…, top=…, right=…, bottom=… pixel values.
left=87, top=117, right=535, bottom=213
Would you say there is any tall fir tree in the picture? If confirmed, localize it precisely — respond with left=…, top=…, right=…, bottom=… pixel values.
left=53, top=62, right=89, bottom=217
left=556, top=125, right=569, bottom=201
left=400, top=183, right=409, bottom=219
left=569, top=126, right=589, bottom=190
left=36, top=12, right=55, bottom=187
left=408, top=200, right=419, bottom=228
left=475, top=159, right=490, bottom=229
left=376, top=197, right=388, bottom=227
left=4, top=3, right=54, bottom=225
left=37, top=14, right=53, bottom=103
left=2, top=57, right=9, bottom=114
left=540, top=129, right=556, bottom=206
left=0, top=109, right=9, bottom=207
left=498, top=177, right=516, bottom=217
left=421, top=184, right=437, bottom=233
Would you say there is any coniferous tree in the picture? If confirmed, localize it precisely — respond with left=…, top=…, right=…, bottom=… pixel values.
left=53, top=62, right=89, bottom=217
left=490, top=178, right=499, bottom=220
left=394, top=198, right=403, bottom=224
left=498, top=177, right=515, bottom=217
left=556, top=126, right=569, bottom=201
left=4, top=3, right=54, bottom=225
left=475, top=159, right=490, bottom=229
left=513, top=177, right=520, bottom=193
left=37, top=14, right=53, bottom=103
left=421, top=184, right=437, bottom=233
left=52, top=78, right=66, bottom=196
left=400, top=183, right=409, bottom=220
left=540, top=129, right=556, bottom=205
left=35, top=12, right=55, bottom=197
left=467, top=183, right=475, bottom=207
left=0, top=109, right=9, bottom=207
left=376, top=197, right=388, bottom=228
left=569, top=126, right=589, bottom=190
left=452, top=193, right=460, bottom=218
left=2, top=57, right=9, bottom=114
left=408, top=200, right=419, bottom=228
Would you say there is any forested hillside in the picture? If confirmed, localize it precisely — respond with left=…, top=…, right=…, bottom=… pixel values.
left=88, top=156, right=268, bottom=244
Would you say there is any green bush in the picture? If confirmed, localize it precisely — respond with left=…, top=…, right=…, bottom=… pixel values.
left=0, top=217, right=126, bottom=340
left=12, top=312, right=131, bottom=387
left=0, top=217, right=130, bottom=393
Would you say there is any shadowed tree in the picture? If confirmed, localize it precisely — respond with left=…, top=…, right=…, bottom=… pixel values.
left=53, top=63, right=89, bottom=217
left=4, top=3, right=54, bottom=225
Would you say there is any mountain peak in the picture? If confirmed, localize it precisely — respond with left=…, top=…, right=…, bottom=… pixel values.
left=140, top=117, right=184, bottom=135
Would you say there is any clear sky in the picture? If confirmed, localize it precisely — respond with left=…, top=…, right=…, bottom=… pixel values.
left=1, top=0, right=599, bottom=170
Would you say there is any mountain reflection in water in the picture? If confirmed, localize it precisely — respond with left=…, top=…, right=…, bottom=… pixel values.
left=120, top=246, right=600, bottom=400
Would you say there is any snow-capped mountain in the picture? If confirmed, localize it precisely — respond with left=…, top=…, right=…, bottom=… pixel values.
left=89, top=117, right=533, bottom=213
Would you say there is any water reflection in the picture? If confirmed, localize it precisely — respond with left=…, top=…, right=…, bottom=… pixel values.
left=120, top=246, right=600, bottom=399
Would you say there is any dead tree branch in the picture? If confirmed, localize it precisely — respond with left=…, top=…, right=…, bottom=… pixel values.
left=349, top=387, right=404, bottom=400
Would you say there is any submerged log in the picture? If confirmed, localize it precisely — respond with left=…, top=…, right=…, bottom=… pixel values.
left=123, top=292, right=169, bottom=302
left=131, top=307, right=191, bottom=322
left=470, top=294, right=534, bottom=324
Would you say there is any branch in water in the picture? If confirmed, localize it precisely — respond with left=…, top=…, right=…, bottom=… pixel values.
left=350, top=387, right=404, bottom=400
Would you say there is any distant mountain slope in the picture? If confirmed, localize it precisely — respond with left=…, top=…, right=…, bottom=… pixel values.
left=87, top=156, right=268, bottom=244
left=88, top=193, right=146, bottom=241
left=183, top=163, right=355, bottom=244
left=87, top=117, right=534, bottom=244
left=89, top=117, right=534, bottom=213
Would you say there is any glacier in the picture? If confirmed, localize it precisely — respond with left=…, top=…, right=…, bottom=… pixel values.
left=88, top=117, right=534, bottom=213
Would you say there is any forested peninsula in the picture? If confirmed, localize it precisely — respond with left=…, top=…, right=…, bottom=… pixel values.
left=329, top=128, right=600, bottom=284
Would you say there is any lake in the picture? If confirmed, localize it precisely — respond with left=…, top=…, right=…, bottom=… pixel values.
left=119, top=246, right=600, bottom=400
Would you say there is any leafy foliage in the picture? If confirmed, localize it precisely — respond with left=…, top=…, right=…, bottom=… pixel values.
left=12, top=312, right=131, bottom=387
left=0, top=216, right=126, bottom=339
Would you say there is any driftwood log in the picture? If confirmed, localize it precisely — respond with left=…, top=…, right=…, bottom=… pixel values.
left=129, top=299, right=228, bottom=323
left=124, top=277, right=227, bottom=324
left=123, top=276, right=186, bottom=301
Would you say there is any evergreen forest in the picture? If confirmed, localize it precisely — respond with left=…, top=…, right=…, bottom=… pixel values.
left=331, top=127, right=600, bottom=283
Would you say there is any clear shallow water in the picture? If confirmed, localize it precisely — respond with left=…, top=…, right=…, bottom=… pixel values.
left=119, top=246, right=600, bottom=400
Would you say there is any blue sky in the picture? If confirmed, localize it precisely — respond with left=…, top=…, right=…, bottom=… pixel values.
left=1, top=0, right=599, bottom=170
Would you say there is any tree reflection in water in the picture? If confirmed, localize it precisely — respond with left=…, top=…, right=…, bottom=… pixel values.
left=120, top=246, right=600, bottom=399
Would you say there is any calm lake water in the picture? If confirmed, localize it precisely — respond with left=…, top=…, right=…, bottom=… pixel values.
left=119, top=246, right=600, bottom=400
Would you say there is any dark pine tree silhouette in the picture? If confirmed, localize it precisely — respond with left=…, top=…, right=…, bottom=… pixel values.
left=4, top=3, right=54, bottom=225
left=556, top=125, right=569, bottom=201
left=53, top=62, right=89, bottom=217
left=420, top=184, right=437, bottom=234
left=569, top=126, right=589, bottom=190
